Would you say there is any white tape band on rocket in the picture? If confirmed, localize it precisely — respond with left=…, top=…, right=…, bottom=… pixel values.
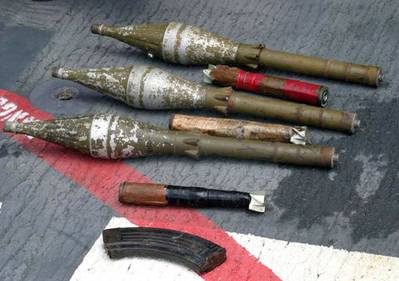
left=179, top=25, right=239, bottom=65
left=89, top=114, right=112, bottom=158
left=162, top=22, right=184, bottom=63
left=126, top=65, right=152, bottom=108
left=128, top=65, right=206, bottom=109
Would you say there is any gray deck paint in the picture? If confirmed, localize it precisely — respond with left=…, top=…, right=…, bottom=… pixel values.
left=0, top=0, right=398, bottom=280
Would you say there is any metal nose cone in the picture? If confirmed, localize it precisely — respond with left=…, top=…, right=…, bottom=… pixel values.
left=3, top=121, right=18, bottom=133
left=91, top=24, right=103, bottom=34
left=51, top=67, right=65, bottom=79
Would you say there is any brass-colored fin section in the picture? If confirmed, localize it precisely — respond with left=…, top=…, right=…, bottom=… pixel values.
left=236, top=44, right=264, bottom=69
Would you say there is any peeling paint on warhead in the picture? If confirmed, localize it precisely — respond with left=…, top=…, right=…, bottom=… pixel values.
left=126, top=65, right=149, bottom=107
left=92, top=23, right=167, bottom=58
left=89, top=114, right=169, bottom=159
left=107, top=115, right=144, bottom=159
left=118, top=25, right=137, bottom=37
left=5, top=113, right=170, bottom=160
left=89, top=114, right=112, bottom=158
left=108, top=114, right=121, bottom=159
left=126, top=65, right=207, bottom=109
left=55, top=67, right=130, bottom=103
left=162, top=22, right=239, bottom=65
left=162, top=22, right=184, bottom=63
left=5, top=115, right=92, bottom=153
left=4, top=113, right=337, bottom=168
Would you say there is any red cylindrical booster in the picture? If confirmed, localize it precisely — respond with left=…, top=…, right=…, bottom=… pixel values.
left=204, top=65, right=329, bottom=107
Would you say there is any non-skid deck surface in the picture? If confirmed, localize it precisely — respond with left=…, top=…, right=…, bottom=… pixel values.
left=0, top=0, right=398, bottom=280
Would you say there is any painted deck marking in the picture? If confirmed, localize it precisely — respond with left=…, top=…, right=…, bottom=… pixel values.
left=233, top=232, right=399, bottom=281
left=71, top=217, right=202, bottom=281
left=0, top=90, right=281, bottom=281
left=73, top=217, right=399, bottom=281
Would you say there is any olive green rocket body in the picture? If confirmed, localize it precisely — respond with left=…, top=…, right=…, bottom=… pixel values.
left=52, top=66, right=359, bottom=133
left=91, top=22, right=382, bottom=86
left=3, top=114, right=338, bottom=168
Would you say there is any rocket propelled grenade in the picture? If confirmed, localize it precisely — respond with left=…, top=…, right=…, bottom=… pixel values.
left=3, top=113, right=338, bottom=168
left=91, top=22, right=382, bottom=86
left=204, top=65, right=329, bottom=107
left=170, top=114, right=310, bottom=145
left=119, top=182, right=266, bottom=213
left=51, top=65, right=359, bottom=133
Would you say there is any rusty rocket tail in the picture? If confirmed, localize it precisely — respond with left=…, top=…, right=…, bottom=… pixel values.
left=169, top=114, right=310, bottom=145
left=203, top=64, right=329, bottom=107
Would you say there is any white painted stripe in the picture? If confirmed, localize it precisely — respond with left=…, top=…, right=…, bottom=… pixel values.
left=89, top=114, right=112, bottom=158
left=162, top=22, right=184, bottom=63
left=231, top=233, right=399, bottom=281
left=127, top=65, right=206, bottom=110
left=126, top=64, right=148, bottom=108
left=70, top=217, right=202, bottom=281
left=71, top=217, right=399, bottom=281
left=0, top=96, right=36, bottom=141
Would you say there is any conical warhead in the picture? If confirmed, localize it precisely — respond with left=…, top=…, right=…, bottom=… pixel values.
left=51, top=65, right=208, bottom=110
left=91, top=22, right=240, bottom=65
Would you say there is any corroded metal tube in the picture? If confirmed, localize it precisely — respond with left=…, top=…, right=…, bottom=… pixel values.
left=3, top=113, right=338, bottom=168
left=119, top=182, right=266, bottom=212
left=204, top=65, right=329, bottom=107
left=51, top=65, right=359, bottom=133
left=169, top=114, right=310, bottom=145
left=91, top=22, right=382, bottom=86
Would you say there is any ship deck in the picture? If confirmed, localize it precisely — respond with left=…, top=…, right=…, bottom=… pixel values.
left=0, top=1, right=398, bottom=280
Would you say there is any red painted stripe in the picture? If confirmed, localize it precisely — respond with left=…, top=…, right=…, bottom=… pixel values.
left=0, top=89, right=281, bottom=281
left=235, top=69, right=322, bottom=106
left=236, top=69, right=264, bottom=93
left=283, top=79, right=321, bottom=106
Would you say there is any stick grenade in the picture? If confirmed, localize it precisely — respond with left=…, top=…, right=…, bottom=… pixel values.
left=91, top=22, right=383, bottom=86
left=51, top=65, right=360, bottom=133
left=3, top=113, right=338, bottom=168
left=119, top=182, right=266, bottom=213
